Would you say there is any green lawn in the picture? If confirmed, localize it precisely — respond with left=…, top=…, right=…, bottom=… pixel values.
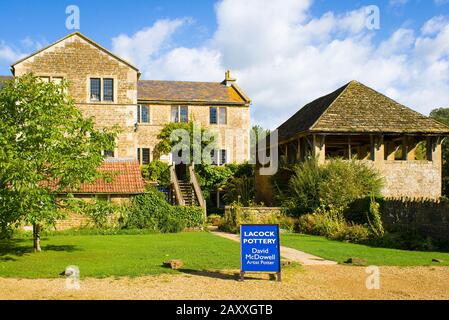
left=281, top=233, right=449, bottom=266
left=0, top=232, right=240, bottom=278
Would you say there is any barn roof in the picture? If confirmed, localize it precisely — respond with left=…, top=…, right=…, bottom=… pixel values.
left=277, top=80, right=449, bottom=141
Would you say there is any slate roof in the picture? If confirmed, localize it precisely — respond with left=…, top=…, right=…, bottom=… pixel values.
left=74, top=159, right=146, bottom=194
left=138, top=80, right=250, bottom=105
left=278, top=80, right=449, bottom=141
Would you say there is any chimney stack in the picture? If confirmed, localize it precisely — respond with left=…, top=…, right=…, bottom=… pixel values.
left=222, top=70, right=236, bottom=87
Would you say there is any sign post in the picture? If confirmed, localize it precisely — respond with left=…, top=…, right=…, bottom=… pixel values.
left=240, top=224, right=281, bottom=282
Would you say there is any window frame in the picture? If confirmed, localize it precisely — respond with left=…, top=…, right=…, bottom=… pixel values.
left=210, top=107, right=218, bottom=125
left=137, top=104, right=150, bottom=124
left=90, top=78, right=102, bottom=102
left=171, top=105, right=189, bottom=123
left=103, top=78, right=114, bottom=102
left=137, top=148, right=151, bottom=165
left=210, top=106, right=227, bottom=125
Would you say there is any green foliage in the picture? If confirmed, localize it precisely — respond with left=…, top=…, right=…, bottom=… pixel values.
left=124, top=188, right=204, bottom=233
left=430, top=108, right=449, bottom=197
left=154, top=121, right=216, bottom=161
left=219, top=203, right=293, bottom=234
left=366, top=195, right=384, bottom=238
left=82, top=199, right=125, bottom=230
left=141, top=160, right=171, bottom=187
left=206, top=214, right=223, bottom=226
left=285, top=158, right=384, bottom=215
left=125, top=189, right=181, bottom=232
left=298, top=207, right=371, bottom=243
left=173, top=206, right=205, bottom=229
left=0, top=75, right=117, bottom=239
left=223, top=176, right=255, bottom=206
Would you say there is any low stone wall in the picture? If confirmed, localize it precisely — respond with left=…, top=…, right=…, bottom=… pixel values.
left=224, top=206, right=283, bottom=221
left=381, top=198, right=449, bottom=242
left=55, top=213, right=93, bottom=231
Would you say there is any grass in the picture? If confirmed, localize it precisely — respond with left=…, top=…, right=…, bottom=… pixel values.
left=0, top=232, right=240, bottom=278
left=281, top=233, right=449, bottom=266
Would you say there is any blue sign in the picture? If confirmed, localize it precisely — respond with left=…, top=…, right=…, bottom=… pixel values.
left=240, top=224, right=281, bottom=273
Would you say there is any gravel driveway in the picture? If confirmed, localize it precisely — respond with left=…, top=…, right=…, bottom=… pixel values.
left=1, top=265, right=449, bottom=300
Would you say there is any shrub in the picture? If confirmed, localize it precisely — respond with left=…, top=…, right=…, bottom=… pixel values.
left=207, top=214, right=223, bottom=226
left=219, top=203, right=294, bottom=234
left=141, top=161, right=171, bottom=188
left=298, top=206, right=370, bottom=243
left=223, top=176, right=255, bottom=206
left=286, top=158, right=384, bottom=215
left=124, top=189, right=186, bottom=233
left=124, top=189, right=204, bottom=233
left=173, top=206, right=205, bottom=229
left=82, top=199, right=124, bottom=230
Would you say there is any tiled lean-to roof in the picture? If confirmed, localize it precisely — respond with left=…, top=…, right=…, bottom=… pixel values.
left=278, top=80, right=449, bottom=141
left=138, top=80, right=250, bottom=105
left=75, top=159, right=146, bottom=194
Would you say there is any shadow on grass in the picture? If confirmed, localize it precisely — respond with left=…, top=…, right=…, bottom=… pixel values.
left=178, top=269, right=265, bottom=282
left=0, top=238, right=80, bottom=261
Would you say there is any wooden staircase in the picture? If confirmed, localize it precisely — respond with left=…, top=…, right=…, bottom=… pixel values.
left=178, top=180, right=198, bottom=206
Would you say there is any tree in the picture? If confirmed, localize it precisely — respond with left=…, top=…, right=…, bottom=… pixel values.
left=154, top=121, right=216, bottom=164
left=250, top=125, right=270, bottom=163
left=430, top=108, right=449, bottom=197
left=0, top=75, right=117, bottom=251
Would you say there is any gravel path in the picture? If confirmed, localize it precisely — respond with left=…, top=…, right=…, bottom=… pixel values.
left=211, top=230, right=337, bottom=266
left=1, top=266, right=449, bottom=300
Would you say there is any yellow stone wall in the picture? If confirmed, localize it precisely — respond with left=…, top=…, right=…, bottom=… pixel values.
left=13, top=34, right=250, bottom=163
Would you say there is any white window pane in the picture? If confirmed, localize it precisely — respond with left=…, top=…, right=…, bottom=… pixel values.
left=219, top=107, right=227, bottom=125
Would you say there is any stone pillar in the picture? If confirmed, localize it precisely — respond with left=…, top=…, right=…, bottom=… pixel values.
left=385, top=141, right=396, bottom=161
left=313, top=135, right=326, bottom=164
left=373, top=135, right=385, bottom=167
left=296, top=138, right=301, bottom=161
left=426, top=137, right=434, bottom=161
left=405, top=136, right=417, bottom=161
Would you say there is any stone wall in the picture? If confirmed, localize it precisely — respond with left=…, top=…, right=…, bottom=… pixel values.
left=378, top=161, right=441, bottom=199
left=224, top=206, right=283, bottom=221
left=14, top=34, right=139, bottom=159
left=137, top=104, right=250, bottom=163
left=381, top=198, right=449, bottom=242
left=54, top=213, right=92, bottom=231
left=13, top=34, right=251, bottom=164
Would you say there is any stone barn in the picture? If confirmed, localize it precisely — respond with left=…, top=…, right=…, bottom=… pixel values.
left=256, top=80, right=449, bottom=204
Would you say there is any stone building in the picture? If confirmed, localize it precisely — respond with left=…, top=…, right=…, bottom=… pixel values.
left=256, top=80, right=449, bottom=204
left=6, top=32, right=251, bottom=165
left=1, top=32, right=251, bottom=207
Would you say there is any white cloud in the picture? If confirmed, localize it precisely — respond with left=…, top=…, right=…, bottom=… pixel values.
left=111, top=18, right=192, bottom=70
left=111, top=0, right=449, bottom=129
left=0, top=41, right=26, bottom=63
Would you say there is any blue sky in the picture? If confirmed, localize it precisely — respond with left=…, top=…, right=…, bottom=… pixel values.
left=1, top=0, right=449, bottom=128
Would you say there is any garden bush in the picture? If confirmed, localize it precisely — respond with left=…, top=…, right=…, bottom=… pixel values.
left=298, top=206, right=370, bottom=243
left=141, top=161, right=171, bottom=188
left=124, top=189, right=204, bottom=233
left=285, top=158, right=384, bottom=215
left=219, top=203, right=295, bottom=234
